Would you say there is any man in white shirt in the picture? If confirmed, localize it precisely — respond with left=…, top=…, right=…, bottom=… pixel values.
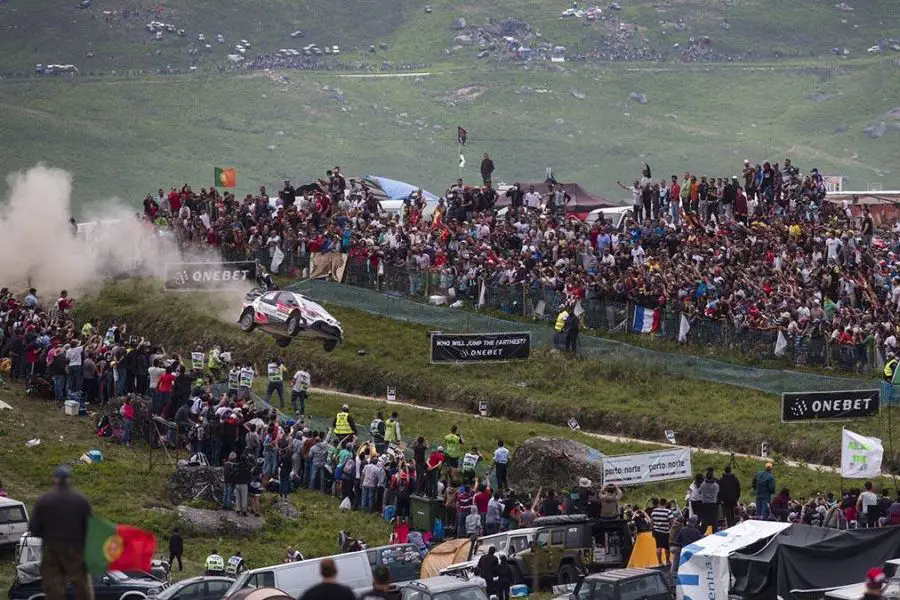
left=856, top=481, right=879, bottom=528
left=291, top=369, right=310, bottom=415
left=631, top=242, right=646, bottom=267
left=65, top=339, right=84, bottom=394
left=524, top=185, right=542, bottom=211
left=493, top=440, right=510, bottom=489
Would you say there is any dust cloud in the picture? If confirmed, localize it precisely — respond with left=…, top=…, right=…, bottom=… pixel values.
left=0, top=164, right=178, bottom=294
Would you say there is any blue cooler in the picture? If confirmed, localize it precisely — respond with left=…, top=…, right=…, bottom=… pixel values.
left=87, top=450, right=104, bottom=463
left=510, top=585, right=528, bottom=598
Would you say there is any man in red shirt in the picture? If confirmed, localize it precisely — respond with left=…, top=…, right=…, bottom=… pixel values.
left=473, top=483, right=492, bottom=523
left=425, top=447, right=444, bottom=498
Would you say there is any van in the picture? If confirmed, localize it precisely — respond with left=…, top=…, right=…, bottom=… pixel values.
left=0, top=498, right=29, bottom=548
left=226, top=551, right=373, bottom=598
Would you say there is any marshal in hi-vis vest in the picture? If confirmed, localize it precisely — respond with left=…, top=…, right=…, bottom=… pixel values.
left=334, top=412, right=353, bottom=435
left=267, top=363, right=282, bottom=382
left=228, top=369, right=240, bottom=390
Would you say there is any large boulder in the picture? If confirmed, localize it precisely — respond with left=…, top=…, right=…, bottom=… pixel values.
left=167, top=462, right=225, bottom=505
left=175, top=506, right=264, bottom=536
left=506, top=437, right=604, bottom=494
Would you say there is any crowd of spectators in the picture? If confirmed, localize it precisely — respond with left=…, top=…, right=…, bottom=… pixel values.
left=132, top=156, right=900, bottom=373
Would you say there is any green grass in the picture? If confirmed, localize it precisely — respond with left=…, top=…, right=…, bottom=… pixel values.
left=1, top=59, right=900, bottom=212
left=1, top=371, right=885, bottom=589
left=73, top=280, right=900, bottom=469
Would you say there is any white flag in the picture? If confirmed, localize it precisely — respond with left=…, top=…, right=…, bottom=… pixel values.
left=478, top=280, right=486, bottom=308
left=459, top=154, right=466, bottom=169
left=677, top=314, right=690, bottom=343
left=875, top=347, right=885, bottom=371
left=840, top=428, right=883, bottom=478
left=574, top=300, right=584, bottom=317
left=270, top=246, right=285, bottom=274
left=774, top=330, right=788, bottom=357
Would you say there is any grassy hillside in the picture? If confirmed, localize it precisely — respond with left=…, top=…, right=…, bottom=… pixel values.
left=1, top=0, right=897, bottom=73
left=73, top=280, right=900, bottom=468
left=1, top=59, right=899, bottom=211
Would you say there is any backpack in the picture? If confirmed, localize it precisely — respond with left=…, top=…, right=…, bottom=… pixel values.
left=343, top=458, right=356, bottom=474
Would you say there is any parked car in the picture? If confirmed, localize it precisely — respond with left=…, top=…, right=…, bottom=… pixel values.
left=552, top=569, right=672, bottom=600
left=9, top=570, right=167, bottom=600
left=399, top=576, right=488, bottom=600
left=225, top=551, right=372, bottom=599
left=508, top=515, right=634, bottom=586
left=238, top=290, right=343, bottom=351
left=440, top=529, right=539, bottom=578
left=0, top=497, right=29, bottom=548
left=153, top=577, right=232, bottom=600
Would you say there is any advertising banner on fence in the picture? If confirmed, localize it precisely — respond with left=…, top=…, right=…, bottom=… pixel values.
left=840, top=428, right=883, bottom=479
left=676, top=520, right=791, bottom=600
left=430, top=332, right=531, bottom=363
left=164, top=261, right=256, bottom=291
left=601, top=447, right=692, bottom=486
left=781, top=389, right=880, bottom=423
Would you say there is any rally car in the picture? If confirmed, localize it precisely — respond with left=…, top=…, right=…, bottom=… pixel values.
left=238, top=289, right=343, bottom=351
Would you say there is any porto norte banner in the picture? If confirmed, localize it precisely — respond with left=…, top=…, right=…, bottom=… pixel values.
left=430, top=332, right=531, bottom=363
left=164, top=261, right=257, bottom=291
left=781, top=389, right=880, bottom=423
left=602, top=447, right=692, bottom=486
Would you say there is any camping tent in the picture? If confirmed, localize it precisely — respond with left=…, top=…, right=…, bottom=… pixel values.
left=363, top=176, right=440, bottom=204
left=495, top=181, right=618, bottom=217
left=675, top=520, right=791, bottom=600
left=420, top=539, right=471, bottom=579
left=729, top=524, right=900, bottom=600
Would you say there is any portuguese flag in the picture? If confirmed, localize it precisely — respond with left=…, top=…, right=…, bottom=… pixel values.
left=214, top=166, right=237, bottom=188
left=85, top=516, right=157, bottom=574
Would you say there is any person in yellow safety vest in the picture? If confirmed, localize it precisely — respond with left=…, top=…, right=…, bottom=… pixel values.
left=205, top=549, right=225, bottom=576
left=555, top=306, right=570, bottom=332
left=384, top=411, right=401, bottom=445
left=333, top=403, right=356, bottom=439
left=884, top=354, right=898, bottom=383
left=443, top=425, right=463, bottom=471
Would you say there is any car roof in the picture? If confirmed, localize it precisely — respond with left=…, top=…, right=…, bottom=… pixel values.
left=176, top=576, right=233, bottom=585
left=0, top=497, right=25, bottom=507
left=584, top=568, right=660, bottom=582
left=405, top=576, right=481, bottom=592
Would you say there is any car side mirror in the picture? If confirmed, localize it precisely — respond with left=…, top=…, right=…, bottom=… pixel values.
left=102, top=576, right=111, bottom=585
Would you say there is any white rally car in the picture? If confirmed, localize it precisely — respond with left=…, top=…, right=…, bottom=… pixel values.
left=238, top=289, right=343, bottom=351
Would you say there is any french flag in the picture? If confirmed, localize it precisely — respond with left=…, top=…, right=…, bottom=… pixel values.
left=632, top=305, right=660, bottom=333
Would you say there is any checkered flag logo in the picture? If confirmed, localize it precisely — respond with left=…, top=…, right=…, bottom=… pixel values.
left=789, top=398, right=808, bottom=418
left=172, top=270, right=189, bottom=287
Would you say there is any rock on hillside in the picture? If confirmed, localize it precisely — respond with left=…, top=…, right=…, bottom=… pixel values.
left=175, top=506, right=264, bottom=535
left=167, top=461, right=225, bottom=505
left=506, top=437, right=604, bottom=494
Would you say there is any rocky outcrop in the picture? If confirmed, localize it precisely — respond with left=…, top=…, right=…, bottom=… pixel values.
left=175, top=506, right=264, bottom=535
left=506, top=437, right=604, bottom=494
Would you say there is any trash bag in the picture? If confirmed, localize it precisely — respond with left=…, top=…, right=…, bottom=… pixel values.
left=339, top=497, right=352, bottom=511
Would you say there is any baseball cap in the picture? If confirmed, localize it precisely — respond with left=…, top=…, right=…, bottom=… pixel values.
left=437, top=445, right=444, bottom=452
left=54, top=464, right=73, bottom=480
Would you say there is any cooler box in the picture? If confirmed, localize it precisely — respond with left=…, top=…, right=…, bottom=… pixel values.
left=510, top=585, right=529, bottom=598
left=86, top=449, right=104, bottom=463
left=64, top=400, right=80, bottom=416
left=410, top=495, right=443, bottom=532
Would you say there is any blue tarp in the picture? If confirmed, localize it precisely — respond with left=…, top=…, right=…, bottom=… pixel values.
left=364, top=175, right=440, bottom=203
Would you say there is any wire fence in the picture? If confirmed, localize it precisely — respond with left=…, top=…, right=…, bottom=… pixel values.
left=286, top=273, right=885, bottom=398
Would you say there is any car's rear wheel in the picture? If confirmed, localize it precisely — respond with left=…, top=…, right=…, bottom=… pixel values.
left=557, top=564, right=578, bottom=585
left=287, top=312, right=303, bottom=336
left=275, top=336, right=292, bottom=348
left=323, top=339, right=338, bottom=352
left=239, top=310, right=256, bottom=332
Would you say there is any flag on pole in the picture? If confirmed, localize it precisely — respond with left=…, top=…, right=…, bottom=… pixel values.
left=459, top=154, right=466, bottom=169
left=84, top=517, right=157, bottom=574
left=677, top=314, right=690, bottom=343
left=631, top=306, right=660, bottom=333
left=457, top=126, right=467, bottom=145
left=214, top=167, right=236, bottom=188
left=774, top=330, right=788, bottom=357
left=840, top=428, right=883, bottom=479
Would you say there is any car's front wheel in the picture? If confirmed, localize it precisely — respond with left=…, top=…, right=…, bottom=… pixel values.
left=323, top=339, right=338, bottom=352
left=287, top=312, right=303, bottom=336
left=556, top=564, right=579, bottom=585
left=239, top=310, right=256, bottom=332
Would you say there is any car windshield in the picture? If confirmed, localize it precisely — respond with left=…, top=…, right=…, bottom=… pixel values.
left=432, top=587, right=488, bottom=600
left=226, top=572, right=251, bottom=597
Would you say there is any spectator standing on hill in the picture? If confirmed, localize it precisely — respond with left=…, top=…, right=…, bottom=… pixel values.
left=698, top=467, right=719, bottom=532
left=168, top=528, right=184, bottom=572
left=718, top=465, right=741, bottom=527
left=752, top=463, right=776, bottom=519
left=29, top=465, right=92, bottom=600
left=480, top=154, right=495, bottom=185
left=493, top=440, right=510, bottom=489
left=651, top=498, right=672, bottom=567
